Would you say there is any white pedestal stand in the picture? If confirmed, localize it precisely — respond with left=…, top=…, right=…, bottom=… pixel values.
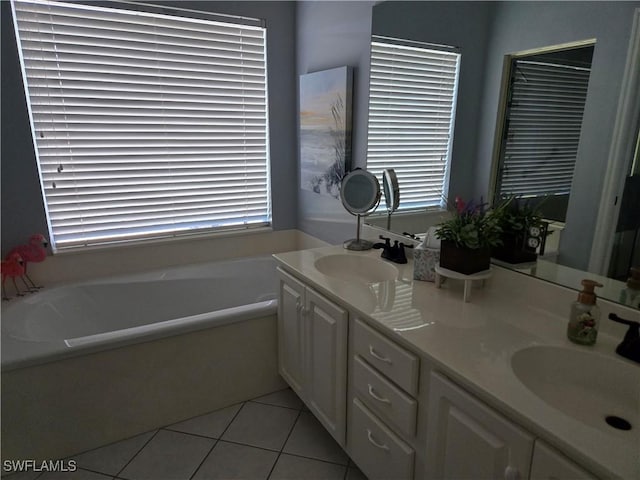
left=435, top=265, right=492, bottom=302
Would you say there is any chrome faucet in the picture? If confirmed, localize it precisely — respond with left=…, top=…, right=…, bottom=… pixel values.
left=608, top=313, right=640, bottom=364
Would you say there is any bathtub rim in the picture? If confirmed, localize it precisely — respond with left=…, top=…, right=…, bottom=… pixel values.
left=2, top=299, right=277, bottom=372
left=1, top=254, right=279, bottom=372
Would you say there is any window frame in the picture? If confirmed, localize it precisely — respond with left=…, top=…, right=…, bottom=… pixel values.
left=365, top=35, right=461, bottom=213
left=489, top=40, right=596, bottom=211
left=495, top=57, right=592, bottom=199
left=11, top=0, right=271, bottom=253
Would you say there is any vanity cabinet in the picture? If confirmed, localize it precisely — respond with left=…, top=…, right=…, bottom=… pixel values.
left=530, top=440, right=598, bottom=480
left=276, top=267, right=348, bottom=445
left=426, top=371, right=534, bottom=480
left=275, top=252, right=607, bottom=480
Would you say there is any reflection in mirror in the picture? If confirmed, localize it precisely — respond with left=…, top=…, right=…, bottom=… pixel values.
left=491, top=43, right=595, bottom=224
left=489, top=42, right=595, bottom=264
left=366, top=35, right=459, bottom=212
left=609, top=125, right=640, bottom=281
left=366, top=1, right=640, bottom=309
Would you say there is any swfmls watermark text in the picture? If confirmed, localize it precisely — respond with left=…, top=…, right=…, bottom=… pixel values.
left=3, top=459, right=77, bottom=473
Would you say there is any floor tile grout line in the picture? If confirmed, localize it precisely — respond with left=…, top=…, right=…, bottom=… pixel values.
left=249, top=399, right=305, bottom=411
left=187, top=400, right=249, bottom=480
left=187, top=438, right=219, bottom=480
left=277, top=450, right=351, bottom=468
left=162, top=426, right=227, bottom=441
left=162, top=396, right=301, bottom=441
left=266, top=408, right=303, bottom=480
left=114, top=428, right=161, bottom=479
left=47, top=389, right=357, bottom=480
left=66, top=466, right=126, bottom=478
left=216, top=400, right=248, bottom=440
left=211, top=437, right=351, bottom=467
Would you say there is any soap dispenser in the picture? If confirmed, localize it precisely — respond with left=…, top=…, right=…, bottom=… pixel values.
left=567, top=279, right=603, bottom=345
left=619, top=266, right=640, bottom=308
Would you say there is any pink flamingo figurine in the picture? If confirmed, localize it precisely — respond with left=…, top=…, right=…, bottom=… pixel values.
left=2, top=253, right=26, bottom=300
left=7, top=234, right=48, bottom=290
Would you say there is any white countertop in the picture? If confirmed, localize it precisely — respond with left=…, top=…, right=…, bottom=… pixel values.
left=273, top=245, right=640, bottom=480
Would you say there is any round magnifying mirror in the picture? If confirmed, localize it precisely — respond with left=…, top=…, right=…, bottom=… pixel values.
left=382, top=168, right=400, bottom=231
left=340, top=169, right=381, bottom=250
left=341, top=169, right=381, bottom=214
left=382, top=168, right=400, bottom=213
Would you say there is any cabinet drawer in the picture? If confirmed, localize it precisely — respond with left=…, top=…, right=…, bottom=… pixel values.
left=353, top=318, right=419, bottom=395
left=348, top=397, right=414, bottom=480
left=353, top=355, right=417, bottom=437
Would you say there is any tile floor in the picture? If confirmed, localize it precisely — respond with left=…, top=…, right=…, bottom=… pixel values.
left=5, top=389, right=367, bottom=480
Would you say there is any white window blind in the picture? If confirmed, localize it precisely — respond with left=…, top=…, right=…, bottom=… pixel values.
left=497, top=60, right=591, bottom=197
left=366, top=37, right=460, bottom=211
left=12, top=0, right=270, bottom=251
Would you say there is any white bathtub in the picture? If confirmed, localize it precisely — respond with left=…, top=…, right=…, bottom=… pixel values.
left=2, top=255, right=277, bottom=369
left=1, top=255, right=286, bottom=462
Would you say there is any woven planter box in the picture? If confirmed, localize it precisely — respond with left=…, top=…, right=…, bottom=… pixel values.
left=439, top=240, right=490, bottom=275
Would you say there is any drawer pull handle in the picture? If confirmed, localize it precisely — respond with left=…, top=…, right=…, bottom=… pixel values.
left=366, top=429, right=390, bottom=451
left=368, top=384, right=391, bottom=404
left=369, top=345, right=392, bottom=364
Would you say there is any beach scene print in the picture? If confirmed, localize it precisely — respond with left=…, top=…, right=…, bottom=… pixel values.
left=299, top=67, right=352, bottom=197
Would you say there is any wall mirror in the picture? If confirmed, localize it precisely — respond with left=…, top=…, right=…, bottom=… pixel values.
left=365, top=1, right=640, bottom=309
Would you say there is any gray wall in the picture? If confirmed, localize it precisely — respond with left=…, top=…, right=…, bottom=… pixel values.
left=0, top=1, right=297, bottom=256
left=296, top=0, right=375, bottom=244
left=475, top=1, right=639, bottom=270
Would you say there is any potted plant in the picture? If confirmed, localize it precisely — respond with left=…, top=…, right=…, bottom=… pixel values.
left=491, top=195, right=545, bottom=264
left=434, top=197, right=502, bottom=274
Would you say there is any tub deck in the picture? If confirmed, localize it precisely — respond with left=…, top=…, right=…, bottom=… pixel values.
left=2, top=255, right=277, bottom=370
left=1, top=255, right=285, bottom=461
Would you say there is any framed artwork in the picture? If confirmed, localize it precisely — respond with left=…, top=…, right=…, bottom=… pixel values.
left=299, top=66, right=353, bottom=198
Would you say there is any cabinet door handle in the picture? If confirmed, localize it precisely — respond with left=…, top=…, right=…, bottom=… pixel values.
left=368, top=384, right=391, bottom=404
left=296, top=301, right=306, bottom=315
left=366, top=428, right=390, bottom=451
left=504, top=466, right=520, bottom=480
left=369, top=345, right=392, bottom=364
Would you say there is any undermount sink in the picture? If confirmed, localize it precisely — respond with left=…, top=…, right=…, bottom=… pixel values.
left=511, top=345, right=640, bottom=435
left=314, top=254, right=398, bottom=283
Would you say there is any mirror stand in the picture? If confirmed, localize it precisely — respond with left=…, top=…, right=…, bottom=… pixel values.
left=344, top=214, right=373, bottom=250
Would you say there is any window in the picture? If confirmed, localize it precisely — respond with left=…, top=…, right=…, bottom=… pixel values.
left=495, top=47, right=593, bottom=200
left=12, top=0, right=270, bottom=252
left=366, top=36, right=460, bottom=211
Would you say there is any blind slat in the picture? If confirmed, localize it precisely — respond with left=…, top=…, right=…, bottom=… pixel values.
left=498, top=59, right=591, bottom=198
left=13, top=0, right=270, bottom=251
left=367, top=38, right=460, bottom=210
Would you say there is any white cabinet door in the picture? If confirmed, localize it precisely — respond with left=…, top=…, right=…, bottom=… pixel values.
left=305, top=287, right=348, bottom=445
left=277, top=268, right=348, bottom=446
left=530, top=440, right=598, bottom=480
left=426, top=372, right=534, bottom=480
left=277, top=268, right=306, bottom=396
